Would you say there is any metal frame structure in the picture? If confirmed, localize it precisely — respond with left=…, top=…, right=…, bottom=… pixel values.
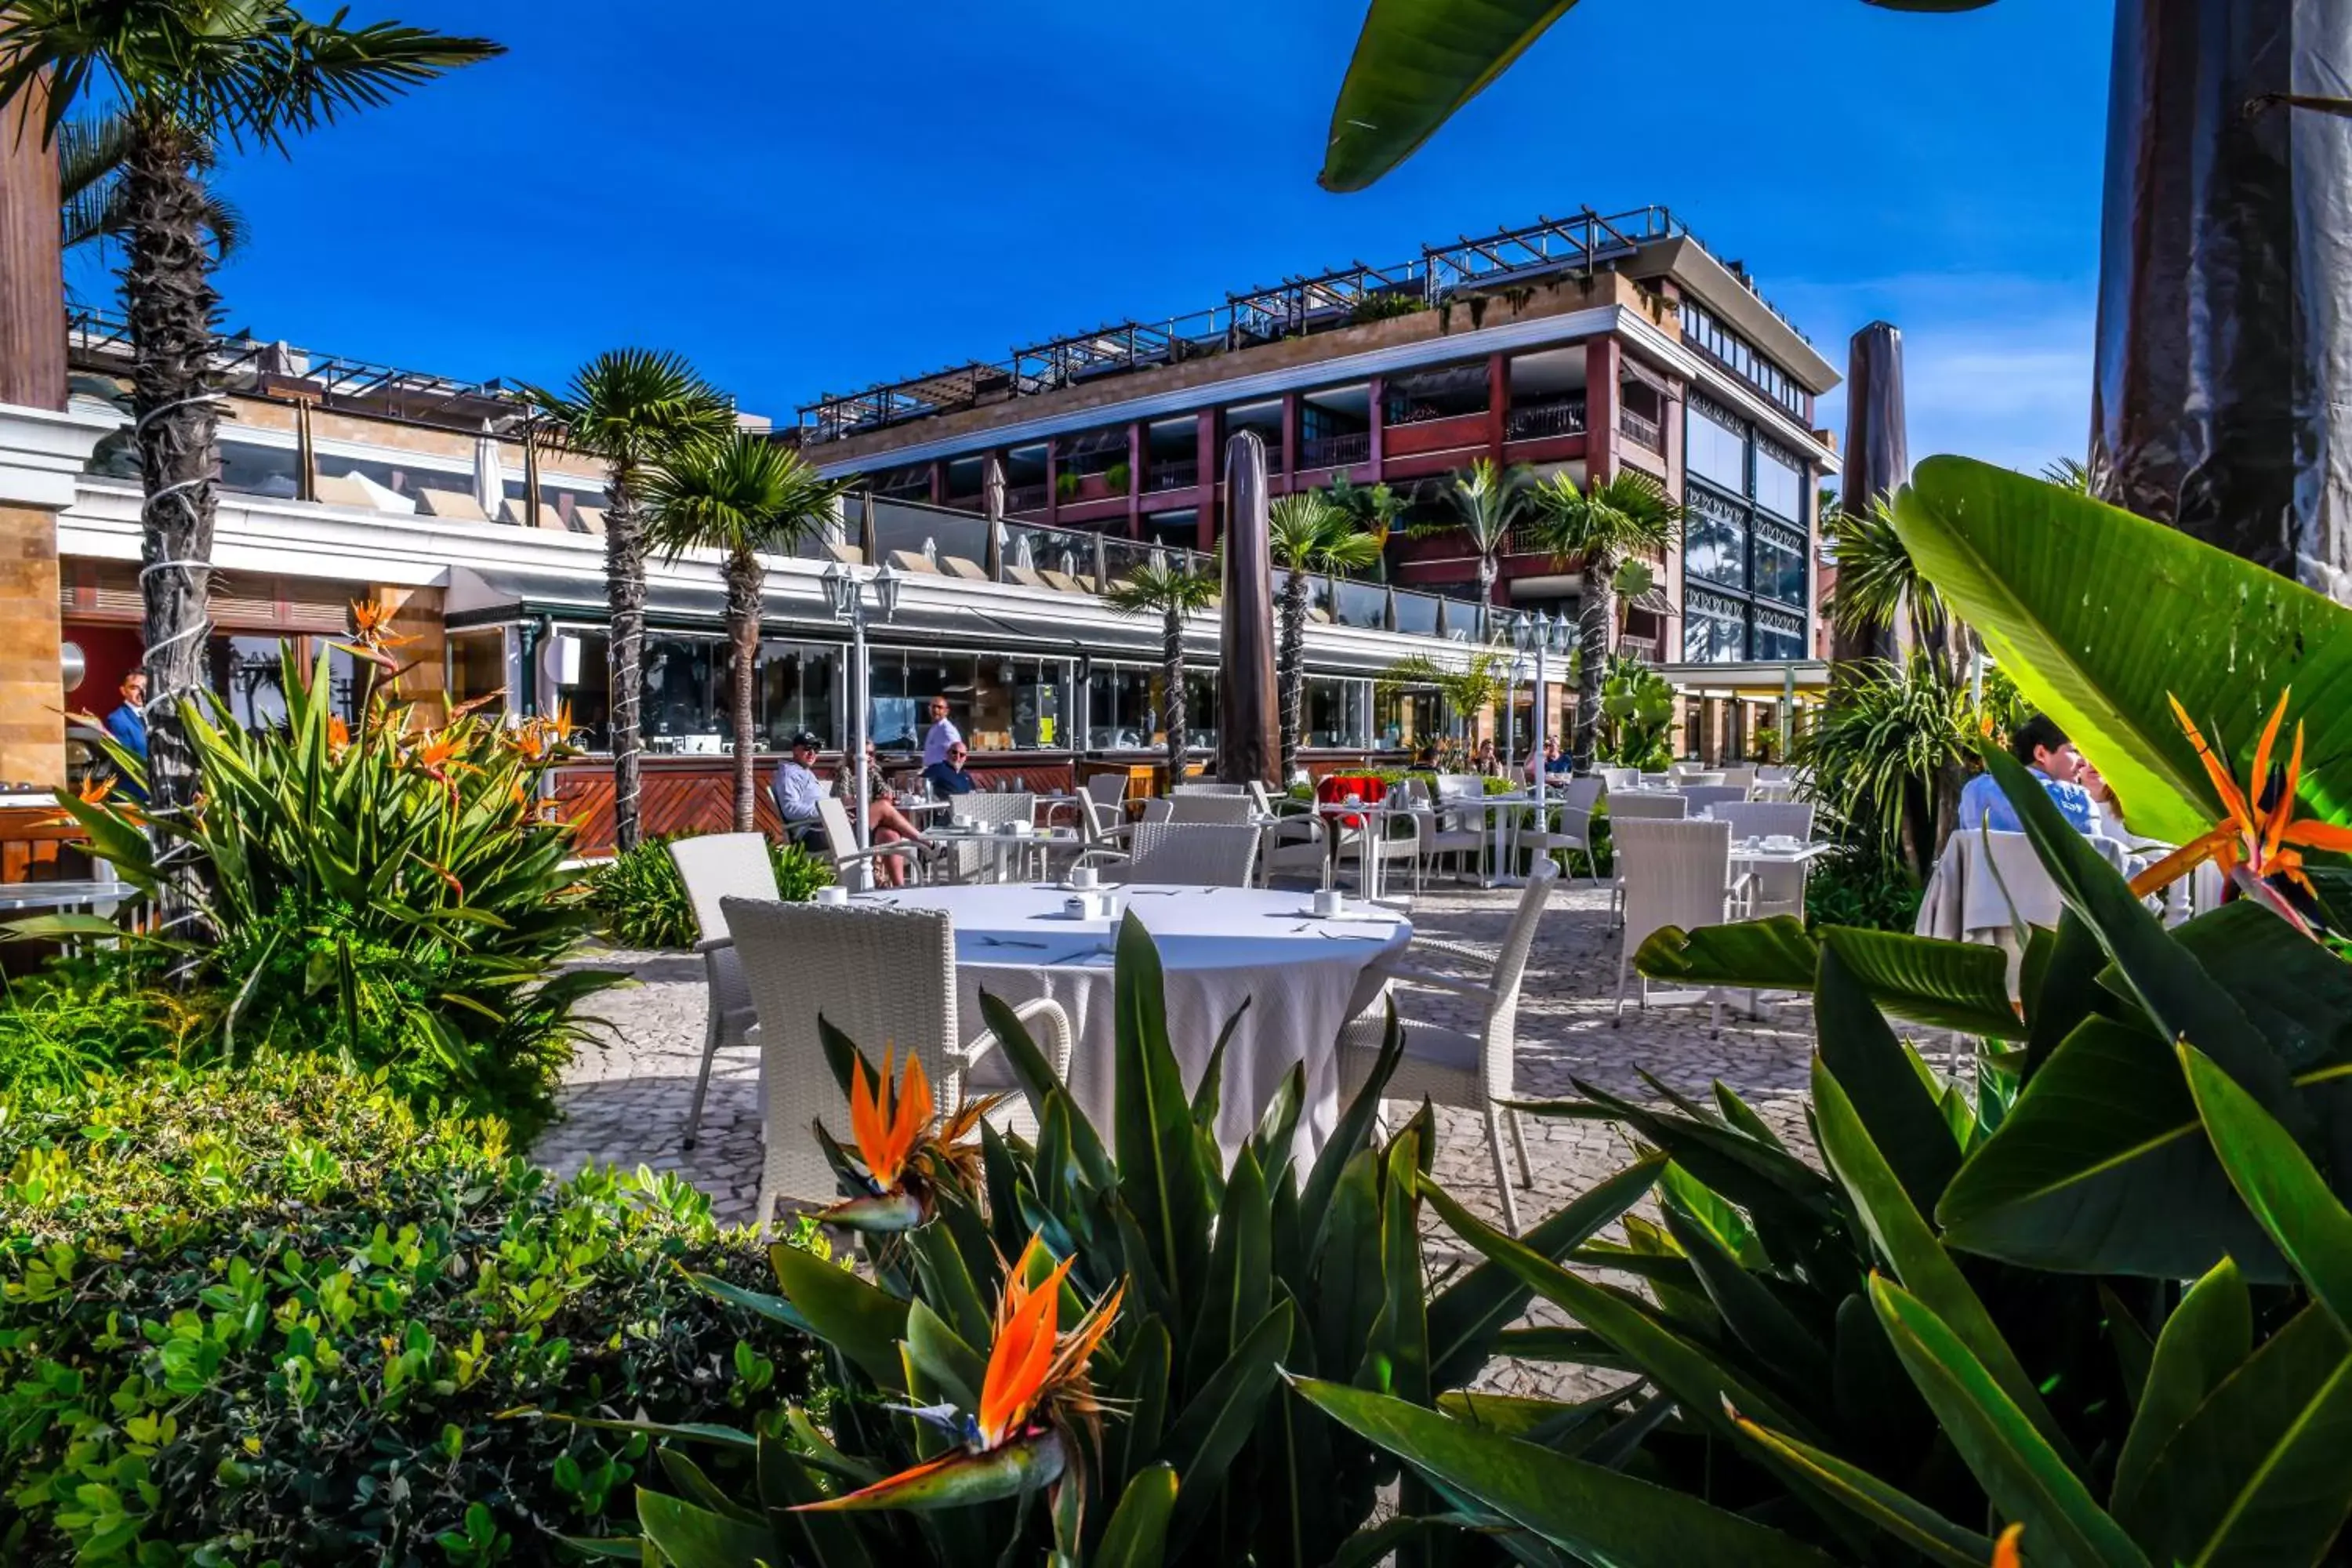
left=797, top=202, right=1805, bottom=445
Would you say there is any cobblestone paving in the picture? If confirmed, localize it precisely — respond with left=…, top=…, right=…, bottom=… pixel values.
left=534, top=876, right=1821, bottom=1398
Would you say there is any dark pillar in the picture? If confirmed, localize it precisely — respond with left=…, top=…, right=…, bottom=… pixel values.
left=1486, top=351, right=1508, bottom=461
left=1835, top=321, right=1908, bottom=670
left=2089, top=0, right=2352, bottom=595
left=1367, top=375, right=1385, bottom=474
left=1218, top=431, right=1279, bottom=785
left=1280, top=390, right=1300, bottom=488
left=1044, top=439, right=1060, bottom=528
left=1584, top=337, right=1621, bottom=483
left=1127, top=421, right=1143, bottom=538
left=1194, top=411, right=1218, bottom=552
left=927, top=459, right=946, bottom=507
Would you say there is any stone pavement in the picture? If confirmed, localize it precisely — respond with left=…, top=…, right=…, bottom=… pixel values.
left=532, top=875, right=1823, bottom=1397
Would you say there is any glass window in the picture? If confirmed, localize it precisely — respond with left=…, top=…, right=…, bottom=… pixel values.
left=1304, top=676, right=1370, bottom=748
left=1684, top=488, right=1748, bottom=590
left=869, top=648, right=976, bottom=753
left=969, top=656, right=1070, bottom=750
left=756, top=639, right=841, bottom=750
left=1186, top=666, right=1218, bottom=753
left=548, top=628, right=610, bottom=749
left=640, top=634, right=726, bottom=751
left=1376, top=684, right=1441, bottom=749
left=219, top=441, right=301, bottom=499
left=206, top=635, right=293, bottom=726
left=1754, top=524, right=1807, bottom=607
left=1756, top=442, right=1802, bottom=521
left=1753, top=606, right=1806, bottom=662
left=1686, top=397, right=1747, bottom=492
left=449, top=629, right=508, bottom=719
left=1682, top=590, right=1747, bottom=663
left=1089, top=663, right=1157, bottom=750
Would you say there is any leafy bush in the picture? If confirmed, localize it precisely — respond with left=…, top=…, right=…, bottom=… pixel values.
left=53, top=646, right=617, bottom=1133
left=0, top=1056, right=822, bottom=1566
left=0, top=953, right=196, bottom=1094
left=1595, top=653, right=1674, bottom=771
left=585, top=833, right=833, bottom=950
left=1802, top=842, right=1922, bottom=932
left=1306, top=746, right=2352, bottom=1563
left=1102, top=459, right=1131, bottom=495
left=616, top=916, right=1645, bottom=1564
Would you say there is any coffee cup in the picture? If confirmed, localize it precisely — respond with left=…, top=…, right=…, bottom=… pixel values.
left=1069, top=866, right=1099, bottom=890
left=1062, top=895, right=1091, bottom=920
left=1313, top=888, right=1345, bottom=918
left=815, top=886, right=849, bottom=907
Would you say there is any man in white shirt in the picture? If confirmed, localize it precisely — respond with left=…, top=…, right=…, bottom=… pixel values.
left=920, top=696, right=962, bottom=770
left=771, top=731, right=826, bottom=843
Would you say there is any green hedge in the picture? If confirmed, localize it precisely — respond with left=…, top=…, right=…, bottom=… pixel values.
left=0, top=1058, right=822, bottom=1566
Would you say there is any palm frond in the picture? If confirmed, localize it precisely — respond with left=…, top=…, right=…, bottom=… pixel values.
left=1102, top=562, right=1218, bottom=617
left=1436, top=458, right=1532, bottom=554
left=2038, top=456, right=2092, bottom=493
left=1269, top=492, right=1384, bottom=575
left=1524, top=469, right=1682, bottom=565
left=0, top=2, right=502, bottom=150
left=645, top=434, right=845, bottom=564
left=57, top=110, right=242, bottom=256
left=1821, top=495, right=1940, bottom=637
left=522, top=350, right=735, bottom=474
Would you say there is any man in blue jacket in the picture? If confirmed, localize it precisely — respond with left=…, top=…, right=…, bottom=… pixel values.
left=1956, top=713, right=2096, bottom=835
left=104, top=671, right=149, bottom=764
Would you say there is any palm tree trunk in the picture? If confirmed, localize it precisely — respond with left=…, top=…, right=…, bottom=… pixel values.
left=726, top=546, right=762, bottom=833
left=1162, top=604, right=1188, bottom=783
left=605, top=472, right=647, bottom=853
left=122, top=125, right=219, bottom=817
left=1278, top=570, right=1308, bottom=783
left=1573, top=551, right=1614, bottom=771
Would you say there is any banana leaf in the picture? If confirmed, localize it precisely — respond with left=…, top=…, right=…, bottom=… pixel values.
left=1635, top=917, right=2023, bottom=1039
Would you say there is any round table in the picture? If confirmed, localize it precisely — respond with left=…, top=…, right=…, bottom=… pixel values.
left=848, top=883, right=1410, bottom=1155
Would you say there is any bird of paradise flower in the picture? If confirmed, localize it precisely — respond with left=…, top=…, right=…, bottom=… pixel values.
left=2129, top=689, right=2352, bottom=936
left=799, top=1232, right=1123, bottom=1512
left=819, top=1046, right=1000, bottom=1232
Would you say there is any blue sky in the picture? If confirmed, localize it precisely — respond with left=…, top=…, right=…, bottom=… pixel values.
left=97, top=0, right=2111, bottom=474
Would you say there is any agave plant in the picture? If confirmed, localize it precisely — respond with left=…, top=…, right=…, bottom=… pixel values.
left=1306, top=745, right=2352, bottom=1564
left=604, top=913, right=1659, bottom=1566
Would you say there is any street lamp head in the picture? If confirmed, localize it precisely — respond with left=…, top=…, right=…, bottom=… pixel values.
left=822, top=561, right=855, bottom=621
left=872, top=561, right=903, bottom=621
left=1510, top=610, right=1534, bottom=652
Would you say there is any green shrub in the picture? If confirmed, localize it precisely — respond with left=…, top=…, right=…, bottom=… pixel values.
left=585, top=833, right=833, bottom=950
left=1054, top=470, right=1081, bottom=499
left=0, top=1056, right=823, bottom=1566
left=1102, top=459, right=1131, bottom=495
left=1802, top=842, right=1922, bottom=932
left=1596, top=652, right=1675, bottom=771
left=0, top=953, right=193, bottom=1094
left=54, top=647, right=619, bottom=1133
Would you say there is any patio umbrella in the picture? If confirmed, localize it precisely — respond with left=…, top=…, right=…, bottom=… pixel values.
left=1218, top=430, right=1279, bottom=785
left=2090, top=0, right=2352, bottom=595
left=474, top=422, right=503, bottom=521
left=983, top=455, right=1009, bottom=578
left=1013, top=534, right=1036, bottom=570
left=1830, top=321, right=1907, bottom=675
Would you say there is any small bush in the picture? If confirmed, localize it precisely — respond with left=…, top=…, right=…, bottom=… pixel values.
left=584, top=833, right=833, bottom=949
left=1803, top=843, right=1923, bottom=931
left=0, top=953, right=197, bottom=1094
left=0, top=1058, right=822, bottom=1566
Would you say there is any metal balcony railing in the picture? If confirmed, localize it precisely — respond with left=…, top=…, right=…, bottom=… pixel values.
left=1146, top=459, right=1197, bottom=492
left=1298, top=431, right=1370, bottom=469
left=1619, top=407, right=1664, bottom=452
left=1504, top=397, right=1588, bottom=441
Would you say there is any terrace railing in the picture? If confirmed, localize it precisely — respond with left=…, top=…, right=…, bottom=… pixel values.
left=1504, top=396, right=1588, bottom=441
left=1298, top=431, right=1370, bottom=469
left=1146, top=459, right=1198, bottom=492
left=1619, top=407, right=1664, bottom=452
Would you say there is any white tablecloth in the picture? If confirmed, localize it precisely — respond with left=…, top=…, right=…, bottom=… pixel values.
left=848, top=884, right=1410, bottom=1153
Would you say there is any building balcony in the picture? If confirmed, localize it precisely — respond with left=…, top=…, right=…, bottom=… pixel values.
left=1619, top=406, right=1664, bottom=453
left=1504, top=396, right=1587, bottom=441
left=1297, top=431, right=1370, bottom=470
left=1617, top=633, right=1660, bottom=663
left=1146, top=458, right=1197, bottom=492
left=1004, top=482, right=1050, bottom=513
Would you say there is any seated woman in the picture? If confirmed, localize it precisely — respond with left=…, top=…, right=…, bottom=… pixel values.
left=924, top=741, right=979, bottom=799
left=833, top=739, right=931, bottom=888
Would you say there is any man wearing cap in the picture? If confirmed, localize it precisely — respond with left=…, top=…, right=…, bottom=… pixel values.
left=772, top=731, right=828, bottom=846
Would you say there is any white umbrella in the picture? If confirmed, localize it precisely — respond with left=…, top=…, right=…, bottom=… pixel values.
left=474, top=422, right=504, bottom=520
left=982, top=453, right=1007, bottom=521
left=1013, top=534, right=1036, bottom=570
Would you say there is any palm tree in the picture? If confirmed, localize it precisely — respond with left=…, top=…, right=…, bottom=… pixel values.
left=1526, top=470, right=1685, bottom=770
left=1425, top=459, right=1531, bottom=608
left=1325, top=474, right=1405, bottom=580
left=0, top=5, right=500, bottom=815
left=60, top=112, right=242, bottom=264
left=1103, top=561, right=1219, bottom=782
left=646, top=435, right=845, bottom=832
left=2040, top=456, right=2093, bottom=493
left=523, top=351, right=735, bottom=852
left=1377, top=650, right=1510, bottom=748
left=1823, top=494, right=1959, bottom=666
left=1269, top=493, right=1381, bottom=782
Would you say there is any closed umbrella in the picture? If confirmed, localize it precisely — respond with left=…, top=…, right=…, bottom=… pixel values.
left=474, top=422, right=503, bottom=521
left=1218, top=430, right=1279, bottom=785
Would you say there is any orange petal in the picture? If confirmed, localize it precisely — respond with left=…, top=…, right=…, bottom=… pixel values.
left=2281, top=816, right=2352, bottom=854
left=978, top=1253, right=1069, bottom=1446
left=1991, top=1523, right=2023, bottom=1568
left=2263, top=720, right=2308, bottom=866
left=849, top=1055, right=886, bottom=1180
left=2129, top=827, right=2232, bottom=898
left=2172, top=695, right=2252, bottom=829
left=2250, top=688, right=2292, bottom=797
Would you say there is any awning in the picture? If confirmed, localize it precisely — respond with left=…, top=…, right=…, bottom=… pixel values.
left=1621, top=354, right=1678, bottom=397
left=1650, top=659, right=1828, bottom=699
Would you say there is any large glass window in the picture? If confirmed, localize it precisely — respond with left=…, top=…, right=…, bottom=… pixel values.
left=1686, top=397, right=1748, bottom=492
left=219, top=441, right=300, bottom=499
left=1684, top=488, right=1748, bottom=590
left=1755, top=442, right=1803, bottom=521
left=206, top=635, right=293, bottom=726
left=1304, top=677, right=1371, bottom=748
left=968, top=656, right=1071, bottom=750
left=756, top=639, right=841, bottom=750
left=641, top=633, right=727, bottom=751
left=1376, top=685, right=1441, bottom=749
left=1753, top=607, right=1806, bottom=662
left=449, top=629, right=508, bottom=718
left=1754, top=524, right=1807, bottom=608
left=1682, top=589, right=1747, bottom=663
left=1087, top=662, right=1214, bottom=750
left=869, top=649, right=975, bottom=753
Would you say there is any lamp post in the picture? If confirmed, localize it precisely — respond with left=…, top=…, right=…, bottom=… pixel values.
left=1494, top=609, right=1570, bottom=885
left=822, top=558, right=902, bottom=889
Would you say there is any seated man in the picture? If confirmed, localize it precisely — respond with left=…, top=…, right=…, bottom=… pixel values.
left=924, top=740, right=978, bottom=798
left=1956, top=713, right=2096, bottom=834
left=833, top=740, right=931, bottom=888
left=1524, top=735, right=1571, bottom=782
left=771, top=730, right=828, bottom=845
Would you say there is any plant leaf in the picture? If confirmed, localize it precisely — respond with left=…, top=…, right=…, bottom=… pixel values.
left=2180, top=1042, right=2352, bottom=1330
left=1731, top=1417, right=1994, bottom=1568
left=1094, top=1465, right=1178, bottom=1568
left=770, top=1240, right=909, bottom=1392
left=2111, top=1258, right=2251, bottom=1519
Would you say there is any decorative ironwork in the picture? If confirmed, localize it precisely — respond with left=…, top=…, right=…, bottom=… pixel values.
left=1504, top=397, right=1588, bottom=441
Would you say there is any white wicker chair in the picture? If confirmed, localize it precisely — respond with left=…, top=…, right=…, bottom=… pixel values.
left=1364, top=779, right=1436, bottom=895
left=1681, top=784, right=1751, bottom=817
left=1599, top=768, right=1639, bottom=792
left=1252, top=784, right=1331, bottom=888
left=938, top=792, right=1036, bottom=881
left=666, top=833, right=779, bottom=1149
left=1080, top=821, right=1260, bottom=886
left=1612, top=818, right=1752, bottom=1030
left=1517, top=775, right=1605, bottom=887
left=724, top=898, right=1075, bottom=1231
left=1712, top=800, right=1819, bottom=920
left=816, top=797, right=927, bottom=891
left=1338, top=861, right=1558, bottom=1233
left=1167, top=793, right=1256, bottom=826
left=1714, top=765, right=1759, bottom=792
left=1606, top=790, right=1687, bottom=924
left=1172, top=782, right=1247, bottom=797
left=1427, top=775, right=1489, bottom=880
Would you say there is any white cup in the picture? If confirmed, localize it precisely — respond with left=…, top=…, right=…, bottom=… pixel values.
left=1063, top=894, right=1091, bottom=920
left=1766, top=834, right=1798, bottom=851
left=1313, top=888, right=1345, bottom=918
left=1345, top=791, right=1363, bottom=806
left=815, top=885, right=849, bottom=907
left=1069, top=866, right=1099, bottom=890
